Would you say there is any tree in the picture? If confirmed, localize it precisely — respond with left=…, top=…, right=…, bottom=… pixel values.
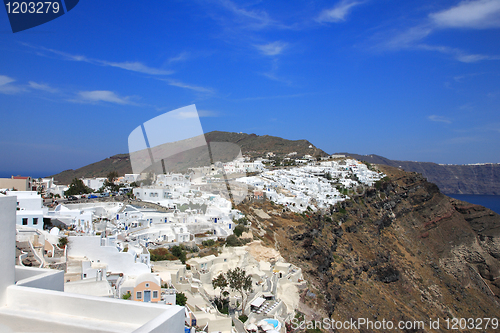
left=64, top=178, right=92, bottom=196
left=58, top=236, right=69, bottom=249
left=226, top=267, right=253, bottom=314
left=171, top=245, right=186, bottom=263
left=104, top=171, right=120, bottom=192
left=212, top=273, right=228, bottom=301
left=176, top=292, right=187, bottom=306
left=233, top=224, right=246, bottom=237
left=225, top=234, right=242, bottom=247
left=107, top=171, right=119, bottom=183
left=141, top=172, right=154, bottom=186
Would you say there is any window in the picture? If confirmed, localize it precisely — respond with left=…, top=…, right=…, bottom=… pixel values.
left=145, top=283, right=149, bottom=287
left=153, top=291, right=158, bottom=299
left=33, top=218, right=38, bottom=225
left=136, top=291, right=142, bottom=299
left=22, top=218, right=28, bottom=225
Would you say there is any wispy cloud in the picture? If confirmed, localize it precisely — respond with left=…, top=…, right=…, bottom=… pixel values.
left=430, top=0, right=500, bottom=29
left=417, top=44, right=500, bottom=63
left=102, top=61, right=172, bottom=75
left=254, top=41, right=288, bottom=56
left=373, top=0, right=500, bottom=62
left=168, top=52, right=189, bottom=63
left=28, top=81, right=58, bottom=93
left=74, top=90, right=133, bottom=105
left=232, top=92, right=317, bottom=102
left=317, top=0, right=364, bottom=23
left=382, top=25, right=433, bottom=50
left=162, top=79, right=214, bottom=94
left=445, top=136, right=483, bottom=144
left=428, top=115, right=452, bottom=124
left=173, top=109, right=219, bottom=119
left=216, top=0, right=279, bottom=30
left=0, top=75, right=25, bottom=94
left=26, top=44, right=173, bottom=75
left=260, top=72, right=292, bottom=85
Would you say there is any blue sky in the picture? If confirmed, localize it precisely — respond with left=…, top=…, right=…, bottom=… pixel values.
left=1, top=0, right=499, bottom=176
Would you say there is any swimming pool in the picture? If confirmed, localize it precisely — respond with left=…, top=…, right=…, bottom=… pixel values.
left=264, top=319, right=281, bottom=331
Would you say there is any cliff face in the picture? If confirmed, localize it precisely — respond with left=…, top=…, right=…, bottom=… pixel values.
left=238, top=165, right=500, bottom=331
left=344, top=153, right=500, bottom=195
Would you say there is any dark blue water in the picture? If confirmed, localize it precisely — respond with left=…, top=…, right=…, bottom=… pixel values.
left=447, top=194, right=500, bottom=215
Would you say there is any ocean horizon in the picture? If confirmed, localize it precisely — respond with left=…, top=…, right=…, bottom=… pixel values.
left=447, top=194, right=500, bottom=215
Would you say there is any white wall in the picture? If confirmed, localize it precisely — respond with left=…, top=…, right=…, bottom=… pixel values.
left=0, top=196, right=16, bottom=306
left=15, top=266, right=64, bottom=291
left=6, top=285, right=185, bottom=332
left=68, top=236, right=150, bottom=276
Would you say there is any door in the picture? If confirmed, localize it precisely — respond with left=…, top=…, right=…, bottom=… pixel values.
left=144, top=290, right=151, bottom=302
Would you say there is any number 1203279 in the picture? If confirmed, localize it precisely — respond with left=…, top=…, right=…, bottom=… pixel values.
left=444, top=318, right=498, bottom=330
left=5, top=2, right=60, bottom=14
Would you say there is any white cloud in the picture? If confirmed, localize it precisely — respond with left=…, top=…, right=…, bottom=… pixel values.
left=373, top=1, right=500, bottom=62
left=28, top=81, right=58, bottom=93
left=428, top=115, right=452, bottom=124
left=174, top=109, right=218, bottom=119
left=317, top=0, right=364, bottom=23
left=76, top=90, right=132, bottom=104
left=101, top=61, right=172, bottom=75
left=382, top=25, right=433, bottom=50
left=255, top=41, right=288, bottom=56
left=163, top=79, right=214, bottom=94
left=198, top=110, right=218, bottom=117
left=168, top=52, right=189, bottom=63
left=418, top=44, right=500, bottom=63
left=216, top=0, right=277, bottom=29
left=28, top=45, right=172, bottom=75
left=430, top=0, right=500, bottom=29
left=0, top=75, right=15, bottom=86
left=0, top=75, right=24, bottom=94
left=445, top=136, right=483, bottom=144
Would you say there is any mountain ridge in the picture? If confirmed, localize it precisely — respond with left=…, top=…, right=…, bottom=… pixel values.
left=47, top=132, right=500, bottom=195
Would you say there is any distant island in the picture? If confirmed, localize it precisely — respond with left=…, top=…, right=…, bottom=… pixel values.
left=343, top=153, right=500, bottom=195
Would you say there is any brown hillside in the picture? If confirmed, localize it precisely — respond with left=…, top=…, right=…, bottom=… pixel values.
left=49, top=131, right=327, bottom=184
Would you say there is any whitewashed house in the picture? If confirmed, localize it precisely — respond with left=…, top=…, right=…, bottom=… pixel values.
left=6, top=191, right=46, bottom=230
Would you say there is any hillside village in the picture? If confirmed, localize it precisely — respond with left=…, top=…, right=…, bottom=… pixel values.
left=0, top=153, right=385, bottom=333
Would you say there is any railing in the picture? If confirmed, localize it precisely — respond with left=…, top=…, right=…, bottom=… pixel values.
left=28, top=239, right=45, bottom=268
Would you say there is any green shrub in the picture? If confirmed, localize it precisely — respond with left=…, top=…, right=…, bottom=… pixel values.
left=176, top=292, right=187, bottom=306
left=225, top=235, right=242, bottom=247
left=57, top=237, right=68, bottom=248
left=233, top=224, right=246, bottom=237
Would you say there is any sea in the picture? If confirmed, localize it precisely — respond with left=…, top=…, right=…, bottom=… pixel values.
left=447, top=194, right=500, bottom=215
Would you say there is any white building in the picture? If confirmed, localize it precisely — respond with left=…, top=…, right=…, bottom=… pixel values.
left=6, top=191, right=46, bottom=230
left=0, top=194, right=185, bottom=333
left=82, top=177, right=107, bottom=191
left=124, top=174, right=141, bottom=183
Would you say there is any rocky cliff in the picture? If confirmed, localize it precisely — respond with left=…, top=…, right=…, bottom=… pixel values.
left=238, top=165, right=500, bottom=332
